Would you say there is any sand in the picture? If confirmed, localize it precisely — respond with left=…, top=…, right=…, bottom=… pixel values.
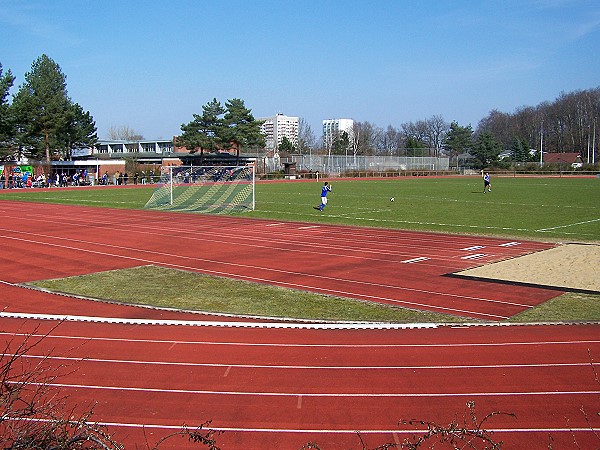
left=456, top=243, right=600, bottom=293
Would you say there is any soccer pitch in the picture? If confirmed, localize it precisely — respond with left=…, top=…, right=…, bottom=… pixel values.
left=1, top=176, right=598, bottom=242
left=252, top=176, right=600, bottom=242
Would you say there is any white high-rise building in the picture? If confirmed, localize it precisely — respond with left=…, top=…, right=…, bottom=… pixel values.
left=322, top=118, right=354, bottom=150
left=259, top=113, right=299, bottom=152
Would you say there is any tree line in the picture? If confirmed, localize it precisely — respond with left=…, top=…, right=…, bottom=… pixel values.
left=295, top=87, right=599, bottom=169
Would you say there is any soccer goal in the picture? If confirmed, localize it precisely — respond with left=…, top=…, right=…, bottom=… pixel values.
left=144, top=165, right=255, bottom=213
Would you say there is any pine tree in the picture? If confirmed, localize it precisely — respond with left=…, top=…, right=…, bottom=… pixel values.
left=0, top=63, right=16, bottom=159
left=179, top=98, right=265, bottom=164
left=221, top=98, right=265, bottom=161
left=179, top=98, right=226, bottom=162
left=472, top=131, right=503, bottom=168
left=58, top=102, right=98, bottom=160
left=12, top=54, right=71, bottom=162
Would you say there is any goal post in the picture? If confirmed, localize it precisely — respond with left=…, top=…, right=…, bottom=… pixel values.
left=144, top=165, right=255, bottom=214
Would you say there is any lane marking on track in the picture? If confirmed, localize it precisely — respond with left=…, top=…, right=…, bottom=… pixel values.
left=106, top=422, right=598, bottom=435
left=401, top=257, right=429, bottom=264
left=461, top=246, right=485, bottom=251
left=499, top=241, right=521, bottom=247
left=7, top=417, right=599, bottom=435
left=298, top=225, right=320, bottom=230
left=461, top=254, right=488, bottom=260
left=16, top=354, right=600, bottom=370
left=3, top=331, right=599, bottom=349
left=24, top=381, right=600, bottom=398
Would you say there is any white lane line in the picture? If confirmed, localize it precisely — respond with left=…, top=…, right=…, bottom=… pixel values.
left=499, top=242, right=521, bottom=247
left=8, top=417, right=598, bottom=435
left=401, top=257, right=430, bottom=264
left=461, top=246, right=485, bottom=251
left=4, top=331, right=598, bottom=349
left=461, top=254, right=488, bottom=260
left=17, top=354, right=599, bottom=371
left=27, top=381, right=600, bottom=398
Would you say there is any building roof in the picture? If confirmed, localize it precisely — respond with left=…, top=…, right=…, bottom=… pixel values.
left=178, top=151, right=255, bottom=165
left=544, top=152, right=582, bottom=164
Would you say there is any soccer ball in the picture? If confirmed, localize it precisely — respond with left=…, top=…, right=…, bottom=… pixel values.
left=390, top=197, right=395, bottom=202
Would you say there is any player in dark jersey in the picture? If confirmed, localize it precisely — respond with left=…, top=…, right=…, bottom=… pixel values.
left=317, top=181, right=332, bottom=211
left=483, top=172, right=491, bottom=193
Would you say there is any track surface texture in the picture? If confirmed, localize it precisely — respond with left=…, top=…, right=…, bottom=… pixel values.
left=0, top=200, right=598, bottom=449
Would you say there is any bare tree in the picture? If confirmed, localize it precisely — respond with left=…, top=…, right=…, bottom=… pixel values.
left=426, top=115, right=449, bottom=157
left=0, top=325, right=123, bottom=449
left=353, top=121, right=383, bottom=156
left=377, top=125, right=404, bottom=155
left=298, top=118, right=316, bottom=155
left=106, top=125, right=143, bottom=141
left=477, top=86, right=600, bottom=157
left=401, top=120, right=428, bottom=145
left=1, top=326, right=221, bottom=449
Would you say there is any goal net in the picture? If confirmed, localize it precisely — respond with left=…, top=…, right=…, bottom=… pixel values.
left=144, top=165, right=255, bottom=213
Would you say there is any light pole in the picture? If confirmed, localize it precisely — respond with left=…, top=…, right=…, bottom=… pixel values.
left=593, top=118, right=597, bottom=165
left=587, top=124, right=591, bottom=164
left=539, top=121, right=544, bottom=167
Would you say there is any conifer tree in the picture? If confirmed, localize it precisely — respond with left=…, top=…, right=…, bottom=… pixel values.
left=12, top=54, right=71, bottom=162
left=0, top=63, right=16, bottom=159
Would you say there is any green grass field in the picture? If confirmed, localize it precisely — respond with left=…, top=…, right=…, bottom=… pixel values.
left=252, top=176, right=600, bottom=242
left=1, top=176, right=599, bottom=241
left=4, top=175, right=600, bottom=322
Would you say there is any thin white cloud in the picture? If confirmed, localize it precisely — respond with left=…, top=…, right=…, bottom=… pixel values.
left=0, top=2, right=82, bottom=47
left=570, top=16, right=600, bottom=39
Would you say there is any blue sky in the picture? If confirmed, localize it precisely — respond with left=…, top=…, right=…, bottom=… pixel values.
left=1, top=0, right=599, bottom=140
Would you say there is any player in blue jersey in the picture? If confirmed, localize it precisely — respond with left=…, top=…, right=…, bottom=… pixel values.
left=316, top=181, right=332, bottom=211
left=483, top=172, right=491, bottom=193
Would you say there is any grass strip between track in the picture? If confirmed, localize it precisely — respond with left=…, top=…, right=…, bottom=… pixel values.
left=26, top=265, right=600, bottom=323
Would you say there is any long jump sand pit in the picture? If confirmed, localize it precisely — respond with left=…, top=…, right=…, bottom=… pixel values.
left=455, top=243, right=600, bottom=293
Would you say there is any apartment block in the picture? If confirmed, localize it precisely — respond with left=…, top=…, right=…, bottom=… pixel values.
left=259, top=113, right=299, bottom=152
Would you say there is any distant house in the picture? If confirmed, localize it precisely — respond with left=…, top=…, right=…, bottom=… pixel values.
left=498, top=150, right=512, bottom=160
left=543, top=152, right=583, bottom=168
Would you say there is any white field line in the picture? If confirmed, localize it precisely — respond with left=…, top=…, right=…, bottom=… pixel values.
left=536, top=217, right=600, bottom=232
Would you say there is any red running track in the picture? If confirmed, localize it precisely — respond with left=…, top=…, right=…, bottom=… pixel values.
left=0, top=200, right=598, bottom=448
left=0, top=200, right=561, bottom=320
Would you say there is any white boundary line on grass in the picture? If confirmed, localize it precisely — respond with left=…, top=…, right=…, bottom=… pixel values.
left=536, top=217, right=600, bottom=232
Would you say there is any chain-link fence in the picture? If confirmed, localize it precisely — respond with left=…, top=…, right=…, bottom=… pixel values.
left=255, top=154, right=450, bottom=174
